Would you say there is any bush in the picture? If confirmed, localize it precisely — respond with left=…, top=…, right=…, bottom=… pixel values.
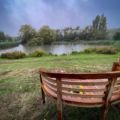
left=70, top=51, right=81, bottom=55
left=95, top=47, right=117, bottom=54
left=1, top=51, right=26, bottom=59
left=30, top=50, right=47, bottom=57
left=113, top=32, right=120, bottom=40
left=83, top=48, right=95, bottom=53
left=84, top=47, right=117, bottom=54
left=61, top=53, right=67, bottom=56
left=48, top=53, right=53, bottom=56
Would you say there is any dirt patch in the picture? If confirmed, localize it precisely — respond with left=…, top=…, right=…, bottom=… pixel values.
left=0, top=70, right=12, bottom=76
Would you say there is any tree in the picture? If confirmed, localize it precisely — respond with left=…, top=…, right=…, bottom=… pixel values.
left=113, top=32, right=120, bottom=40
left=0, top=31, right=6, bottom=41
left=55, top=29, right=63, bottom=41
left=38, top=25, right=56, bottom=44
left=80, top=26, right=94, bottom=40
left=99, top=14, right=107, bottom=39
left=92, top=15, right=100, bottom=32
left=28, top=37, right=43, bottom=46
left=75, top=26, right=80, bottom=31
left=5, top=35, right=13, bottom=41
left=92, top=14, right=107, bottom=40
left=19, top=24, right=36, bottom=44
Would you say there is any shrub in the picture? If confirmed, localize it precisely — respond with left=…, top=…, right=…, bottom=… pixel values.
left=30, top=50, right=47, bottom=57
left=83, top=47, right=117, bottom=54
left=61, top=53, right=67, bottom=56
left=113, top=41, right=120, bottom=51
left=48, top=53, right=53, bottom=56
left=70, top=51, right=81, bottom=55
left=113, top=32, right=120, bottom=40
left=83, top=48, right=95, bottom=53
left=1, top=51, right=26, bottom=59
left=95, top=47, right=117, bottom=54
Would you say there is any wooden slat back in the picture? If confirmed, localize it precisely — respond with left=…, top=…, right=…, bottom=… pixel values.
left=112, top=77, right=120, bottom=96
left=60, top=78, right=107, bottom=99
left=41, top=75, right=57, bottom=96
left=40, top=68, right=120, bottom=105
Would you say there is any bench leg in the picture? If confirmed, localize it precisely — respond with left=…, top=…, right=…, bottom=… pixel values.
left=100, top=106, right=109, bottom=120
left=56, top=78, right=63, bottom=120
left=40, top=74, right=45, bottom=104
left=41, top=87, right=45, bottom=104
left=57, top=102, right=63, bottom=120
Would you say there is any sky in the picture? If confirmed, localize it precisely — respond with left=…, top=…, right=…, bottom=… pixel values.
left=0, top=0, right=120, bottom=36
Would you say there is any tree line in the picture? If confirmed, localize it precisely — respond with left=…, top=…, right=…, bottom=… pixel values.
left=0, top=31, right=13, bottom=42
left=0, top=31, right=20, bottom=49
left=19, top=14, right=109, bottom=46
left=0, top=14, right=120, bottom=47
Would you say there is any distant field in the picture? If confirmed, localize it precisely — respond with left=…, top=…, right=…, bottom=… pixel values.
left=0, top=53, right=120, bottom=120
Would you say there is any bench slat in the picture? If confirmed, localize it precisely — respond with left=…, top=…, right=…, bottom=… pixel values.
left=43, top=81, right=57, bottom=93
left=115, top=84, right=120, bottom=89
left=43, top=77, right=57, bottom=86
left=43, top=80, right=57, bottom=89
left=61, top=80, right=108, bottom=86
left=62, top=86, right=106, bottom=92
left=42, top=75, right=56, bottom=84
left=43, top=80, right=105, bottom=98
left=62, top=91, right=104, bottom=98
left=113, top=90, right=120, bottom=95
left=43, top=78, right=106, bottom=92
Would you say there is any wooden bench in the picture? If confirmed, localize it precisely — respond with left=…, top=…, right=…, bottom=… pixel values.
left=39, top=60, right=120, bottom=120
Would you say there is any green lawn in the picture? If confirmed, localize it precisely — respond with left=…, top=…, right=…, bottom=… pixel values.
left=0, top=53, right=120, bottom=120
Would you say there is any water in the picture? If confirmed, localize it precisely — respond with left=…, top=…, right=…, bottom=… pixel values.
left=0, top=42, right=90, bottom=55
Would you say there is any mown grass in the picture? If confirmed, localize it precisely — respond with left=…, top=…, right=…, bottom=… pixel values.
left=0, top=53, right=120, bottom=120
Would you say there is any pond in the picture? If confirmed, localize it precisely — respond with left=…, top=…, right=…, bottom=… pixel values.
left=0, top=42, right=91, bottom=55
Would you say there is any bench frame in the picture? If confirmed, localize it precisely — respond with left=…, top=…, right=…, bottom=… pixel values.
left=39, top=60, right=120, bottom=120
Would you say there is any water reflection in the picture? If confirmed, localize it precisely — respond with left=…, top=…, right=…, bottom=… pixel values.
left=0, top=43, right=90, bottom=55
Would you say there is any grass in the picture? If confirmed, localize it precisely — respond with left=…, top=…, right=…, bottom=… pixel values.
left=80, top=39, right=120, bottom=51
left=0, top=53, right=120, bottom=120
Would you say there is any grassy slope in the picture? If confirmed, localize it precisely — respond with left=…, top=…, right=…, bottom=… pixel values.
left=0, top=53, right=120, bottom=120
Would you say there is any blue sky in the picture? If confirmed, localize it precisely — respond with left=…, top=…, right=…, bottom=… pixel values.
left=0, top=0, right=120, bottom=36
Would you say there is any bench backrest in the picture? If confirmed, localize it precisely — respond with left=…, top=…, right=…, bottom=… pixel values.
left=40, top=68, right=120, bottom=107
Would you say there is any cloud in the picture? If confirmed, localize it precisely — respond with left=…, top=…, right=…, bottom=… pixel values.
left=0, top=0, right=120, bottom=35
left=8, top=0, right=82, bottom=26
left=81, top=0, right=88, bottom=2
left=4, top=0, right=86, bottom=35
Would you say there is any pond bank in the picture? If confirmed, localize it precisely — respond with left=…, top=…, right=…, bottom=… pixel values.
left=1, top=39, right=119, bottom=55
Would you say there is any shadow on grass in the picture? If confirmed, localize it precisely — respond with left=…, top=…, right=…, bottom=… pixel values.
left=0, top=93, right=120, bottom=120
left=39, top=100, right=120, bottom=120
